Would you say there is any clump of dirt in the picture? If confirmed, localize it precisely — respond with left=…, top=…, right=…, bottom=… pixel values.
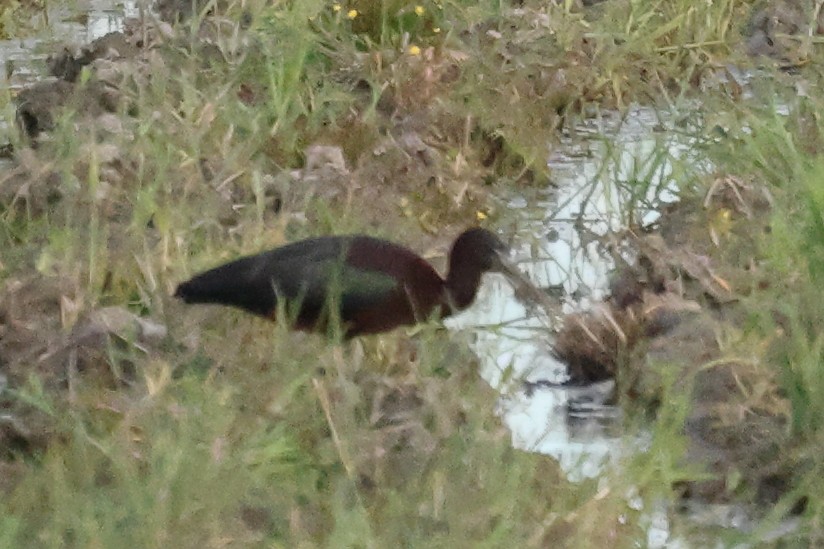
left=15, top=78, right=121, bottom=139
left=48, top=31, right=142, bottom=82
left=13, top=25, right=155, bottom=142
left=153, top=0, right=229, bottom=24
left=0, top=273, right=167, bottom=477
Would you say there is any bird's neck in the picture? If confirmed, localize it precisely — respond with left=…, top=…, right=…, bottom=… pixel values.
left=444, top=260, right=484, bottom=312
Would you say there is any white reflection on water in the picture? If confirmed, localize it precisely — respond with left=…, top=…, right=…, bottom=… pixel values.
left=448, top=105, right=710, bottom=482
left=45, top=0, right=139, bottom=42
left=0, top=1, right=139, bottom=91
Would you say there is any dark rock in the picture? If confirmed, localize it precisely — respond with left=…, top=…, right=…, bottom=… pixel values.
left=48, top=32, right=140, bottom=82
left=15, top=79, right=120, bottom=139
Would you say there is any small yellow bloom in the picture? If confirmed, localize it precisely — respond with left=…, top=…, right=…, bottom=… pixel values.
left=347, top=9, right=358, bottom=19
left=408, top=45, right=421, bottom=56
left=332, top=3, right=341, bottom=12
left=433, top=27, right=440, bottom=33
left=414, top=5, right=425, bottom=16
left=476, top=210, right=488, bottom=221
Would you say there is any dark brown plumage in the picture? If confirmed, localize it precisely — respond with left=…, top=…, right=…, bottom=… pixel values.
left=174, top=228, right=516, bottom=338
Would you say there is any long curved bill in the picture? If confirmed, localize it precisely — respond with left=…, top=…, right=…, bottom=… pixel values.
left=492, top=250, right=557, bottom=314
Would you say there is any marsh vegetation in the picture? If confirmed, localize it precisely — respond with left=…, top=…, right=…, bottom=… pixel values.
left=2, top=0, right=824, bottom=546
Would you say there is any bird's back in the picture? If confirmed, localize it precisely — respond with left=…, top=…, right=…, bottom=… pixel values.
left=175, top=235, right=446, bottom=336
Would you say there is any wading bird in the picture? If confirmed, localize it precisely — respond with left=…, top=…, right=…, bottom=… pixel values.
left=175, top=228, right=525, bottom=338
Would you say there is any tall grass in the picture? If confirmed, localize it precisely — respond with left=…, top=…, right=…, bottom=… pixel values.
left=703, top=81, right=824, bottom=536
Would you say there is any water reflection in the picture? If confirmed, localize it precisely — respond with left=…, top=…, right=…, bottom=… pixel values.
left=44, top=0, right=138, bottom=43
left=0, top=0, right=138, bottom=90
left=448, top=105, right=709, bottom=481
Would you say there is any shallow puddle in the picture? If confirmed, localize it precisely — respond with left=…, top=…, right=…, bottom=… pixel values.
left=0, top=0, right=137, bottom=91
left=449, top=105, right=707, bottom=482
left=444, top=106, right=719, bottom=546
left=450, top=103, right=807, bottom=544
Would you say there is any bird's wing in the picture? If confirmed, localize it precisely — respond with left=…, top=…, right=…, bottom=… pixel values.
left=281, top=259, right=399, bottom=315
left=337, top=264, right=401, bottom=315
left=254, top=237, right=398, bottom=317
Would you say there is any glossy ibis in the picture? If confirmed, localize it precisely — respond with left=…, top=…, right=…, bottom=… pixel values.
left=174, top=228, right=525, bottom=338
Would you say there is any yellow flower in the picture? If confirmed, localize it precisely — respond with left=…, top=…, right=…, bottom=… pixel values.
left=414, top=5, right=425, bottom=16
left=433, top=27, right=440, bottom=33
left=347, top=9, right=358, bottom=19
left=408, top=45, right=421, bottom=56
left=476, top=210, right=488, bottom=221
left=332, top=3, right=341, bottom=12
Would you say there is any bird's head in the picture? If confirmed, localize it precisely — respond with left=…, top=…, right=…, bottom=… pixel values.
left=449, top=227, right=524, bottom=276
left=445, top=227, right=543, bottom=311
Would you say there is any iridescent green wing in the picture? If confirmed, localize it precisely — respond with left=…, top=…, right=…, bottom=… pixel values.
left=294, top=260, right=398, bottom=313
